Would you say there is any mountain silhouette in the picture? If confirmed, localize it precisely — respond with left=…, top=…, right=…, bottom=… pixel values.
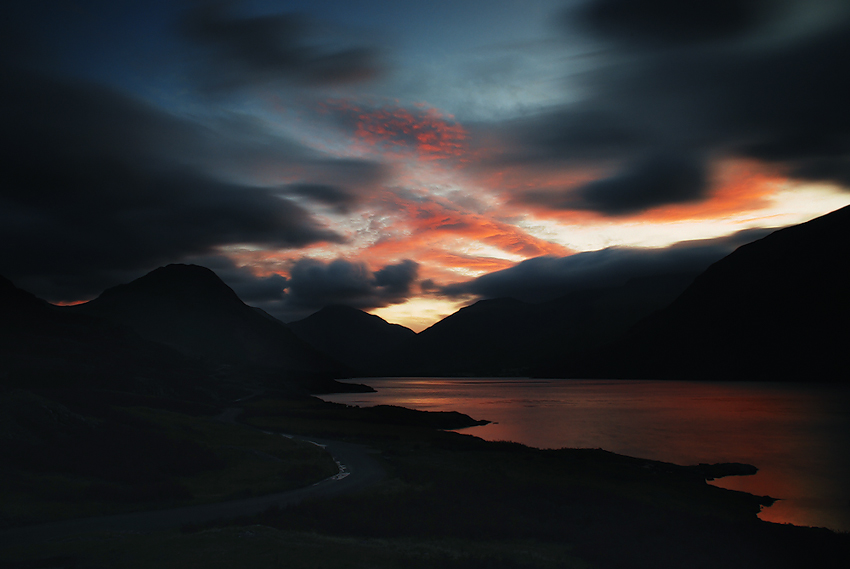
left=74, top=264, right=346, bottom=378
left=383, top=297, right=536, bottom=376
left=287, top=305, right=414, bottom=374
left=1, top=275, right=208, bottom=393
left=6, top=205, right=846, bottom=386
left=2, top=275, right=50, bottom=315
left=553, top=205, right=850, bottom=381
left=381, top=272, right=698, bottom=377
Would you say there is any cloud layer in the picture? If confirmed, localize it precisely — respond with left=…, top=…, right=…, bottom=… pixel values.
left=2, top=1, right=848, bottom=330
left=502, top=0, right=850, bottom=214
left=195, top=256, right=421, bottom=322
left=180, top=1, right=384, bottom=89
left=0, top=68, right=354, bottom=300
left=440, top=229, right=770, bottom=303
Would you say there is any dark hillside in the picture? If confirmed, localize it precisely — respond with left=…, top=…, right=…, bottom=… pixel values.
left=382, top=272, right=697, bottom=377
left=1, top=275, right=207, bottom=395
left=553, top=205, right=850, bottom=380
left=288, top=305, right=414, bottom=373
left=384, top=297, right=538, bottom=376
left=75, top=264, right=345, bottom=378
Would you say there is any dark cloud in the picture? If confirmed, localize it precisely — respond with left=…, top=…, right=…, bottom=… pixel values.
left=575, top=153, right=708, bottom=214
left=280, top=159, right=387, bottom=213
left=0, top=3, right=389, bottom=306
left=510, top=108, right=649, bottom=164
left=224, top=272, right=289, bottom=304
left=0, top=68, right=351, bottom=302
left=117, top=255, right=419, bottom=323
left=278, top=160, right=388, bottom=214
left=0, top=66, right=386, bottom=185
left=1, top=156, right=343, bottom=299
left=506, top=0, right=850, bottom=214
left=180, top=1, right=383, bottom=90
left=791, top=157, right=850, bottom=188
left=288, top=259, right=373, bottom=308
left=440, top=229, right=770, bottom=303
left=283, top=183, right=360, bottom=213
left=185, top=255, right=289, bottom=303
left=280, top=258, right=420, bottom=320
left=373, top=260, right=419, bottom=297
left=576, top=0, right=767, bottom=46
left=523, top=152, right=708, bottom=215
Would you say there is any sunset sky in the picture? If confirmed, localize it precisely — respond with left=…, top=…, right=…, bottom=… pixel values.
left=4, top=0, right=850, bottom=331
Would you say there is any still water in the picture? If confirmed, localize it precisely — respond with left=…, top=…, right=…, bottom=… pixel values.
left=322, top=378, right=850, bottom=532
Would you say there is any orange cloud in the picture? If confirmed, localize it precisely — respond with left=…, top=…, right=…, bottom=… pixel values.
left=631, top=160, right=784, bottom=222
left=320, top=99, right=468, bottom=162
left=356, top=191, right=572, bottom=284
left=52, top=299, right=89, bottom=307
left=381, top=190, right=569, bottom=251
left=427, top=251, right=517, bottom=275
left=217, top=186, right=574, bottom=290
left=492, top=157, right=788, bottom=228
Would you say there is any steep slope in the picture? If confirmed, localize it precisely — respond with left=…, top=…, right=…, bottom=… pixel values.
left=1, top=275, right=208, bottom=394
left=530, top=272, right=700, bottom=372
left=287, top=305, right=414, bottom=374
left=75, top=264, right=346, bottom=377
left=1, top=274, right=50, bottom=315
left=384, top=297, right=538, bottom=376
left=564, top=205, right=850, bottom=381
left=382, top=271, right=697, bottom=377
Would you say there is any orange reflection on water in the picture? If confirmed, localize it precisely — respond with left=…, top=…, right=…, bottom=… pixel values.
left=326, top=379, right=850, bottom=531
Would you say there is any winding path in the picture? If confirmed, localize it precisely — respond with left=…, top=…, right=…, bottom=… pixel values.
left=0, top=422, right=385, bottom=547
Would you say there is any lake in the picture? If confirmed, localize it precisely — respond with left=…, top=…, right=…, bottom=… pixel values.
left=322, top=378, right=850, bottom=533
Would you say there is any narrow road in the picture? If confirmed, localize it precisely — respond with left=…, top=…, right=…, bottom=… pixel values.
left=0, top=433, right=385, bottom=548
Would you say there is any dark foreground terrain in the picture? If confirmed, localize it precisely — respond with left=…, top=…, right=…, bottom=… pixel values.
left=1, top=388, right=848, bottom=569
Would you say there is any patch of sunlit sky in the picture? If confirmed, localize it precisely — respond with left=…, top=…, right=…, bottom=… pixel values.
left=371, top=297, right=469, bottom=334
left=517, top=184, right=850, bottom=252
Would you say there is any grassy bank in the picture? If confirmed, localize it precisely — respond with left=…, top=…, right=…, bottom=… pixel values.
left=0, top=526, right=588, bottom=569
left=2, top=391, right=849, bottom=569
left=0, top=389, right=338, bottom=527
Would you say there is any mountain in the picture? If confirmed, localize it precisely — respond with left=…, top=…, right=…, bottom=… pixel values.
left=1, top=274, right=49, bottom=315
left=73, top=264, right=347, bottom=379
left=383, top=297, right=537, bottom=376
left=7, top=204, right=845, bottom=386
left=287, top=305, right=415, bottom=374
left=381, top=272, right=698, bottom=377
left=1, top=275, right=209, bottom=395
left=553, top=205, right=850, bottom=381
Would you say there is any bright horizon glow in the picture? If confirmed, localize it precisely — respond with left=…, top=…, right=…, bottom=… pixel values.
left=369, top=297, right=469, bottom=333
left=519, top=184, right=850, bottom=253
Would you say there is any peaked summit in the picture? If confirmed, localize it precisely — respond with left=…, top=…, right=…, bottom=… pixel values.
left=76, top=264, right=342, bottom=376
left=288, top=305, right=415, bottom=373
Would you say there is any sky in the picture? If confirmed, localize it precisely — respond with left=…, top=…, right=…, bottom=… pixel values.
left=3, top=0, right=850, bottom=331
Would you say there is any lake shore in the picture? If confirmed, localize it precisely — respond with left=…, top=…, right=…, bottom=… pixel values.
left=3, top=388, right=849, bottom=569
left=323, top=377, right=850, bottom=532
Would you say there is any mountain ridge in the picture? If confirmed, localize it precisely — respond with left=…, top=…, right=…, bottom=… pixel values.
left=378, top=272, right=699, bottom=377
left=1, top=273, right=210, bottom=395
left=288, top=305, right=415, bottom=374
left=74, top=263, right=348, bottom=379
left=4, top=205, right=848, bottom=384
left=547, top=204, right=850, bottom=380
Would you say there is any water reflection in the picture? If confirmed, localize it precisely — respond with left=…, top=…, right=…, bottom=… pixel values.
left=323, top=378, right=850, bottom=532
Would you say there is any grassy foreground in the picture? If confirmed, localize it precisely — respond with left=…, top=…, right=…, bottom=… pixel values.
left=0, top=526, right=587, bottom=569
left=2, top=390, right=849, bottom=569
left=0, top=388, right=338, bottom=527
